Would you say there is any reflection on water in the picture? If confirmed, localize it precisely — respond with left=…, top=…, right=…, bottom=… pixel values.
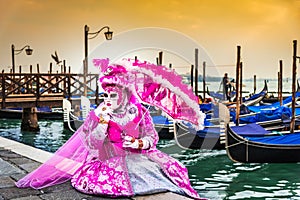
left=0, top=119, right=72, bottom=152
left=185, top=151, right=300, bottom=199
left=1, top=119, right=300, bottom=199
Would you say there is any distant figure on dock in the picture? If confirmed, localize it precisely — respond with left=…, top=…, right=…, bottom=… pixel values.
left=222, top=73, right=231, bottom=101
left=15, top=59, right=205, bottom=199
left=229, top=78, right=235, bottom=91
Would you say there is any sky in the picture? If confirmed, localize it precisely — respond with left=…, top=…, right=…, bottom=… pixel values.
left=0, top=0, right=299, bottom=79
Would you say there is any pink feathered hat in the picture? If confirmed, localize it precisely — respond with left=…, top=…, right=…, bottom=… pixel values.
left=93, top=58, right=131, bottom=89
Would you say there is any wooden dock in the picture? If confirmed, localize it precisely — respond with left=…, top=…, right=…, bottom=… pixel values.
left=0, top=93, right=64, bottom=108
left=0, top=71, right=101, bottom=130
left=0, top=72, right=100, bottom=109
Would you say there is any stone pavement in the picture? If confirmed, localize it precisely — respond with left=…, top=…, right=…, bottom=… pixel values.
left=0, top=136, right=193, bottom=200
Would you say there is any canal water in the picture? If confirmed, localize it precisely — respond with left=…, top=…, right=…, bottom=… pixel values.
left=1, top=80, right=299, bottom=199
left=1, top=118, right=300, bottom=199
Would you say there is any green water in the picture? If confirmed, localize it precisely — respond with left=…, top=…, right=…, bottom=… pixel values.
left=1, top=119, right=300, bottom=199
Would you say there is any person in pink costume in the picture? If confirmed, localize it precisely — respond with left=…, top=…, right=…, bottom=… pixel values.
left=16, top=60, right=206, bottom=199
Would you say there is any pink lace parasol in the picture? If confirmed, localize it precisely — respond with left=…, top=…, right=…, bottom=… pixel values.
left=94, top=58, right=205, bottom=130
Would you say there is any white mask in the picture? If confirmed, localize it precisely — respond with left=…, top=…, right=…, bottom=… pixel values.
left=104, top=92, right=120, bottom=110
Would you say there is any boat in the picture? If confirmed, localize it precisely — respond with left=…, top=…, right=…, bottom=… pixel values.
left=174, top=102, right=230, bottom=150
left=144, top=105, right=174, bottom=139
left=229, top=92, right=300, bottom=126
left=226, top=80, right=268, bottom=107
left=151, top=115, right=174, bottom=139
left=240, top=80, right=268, bottom=106
left=63, top=96, right=92, bottom=132
left=248, top=91, right=300, bottom=112
left=225, top=123, right=300, bottom=163
left=259, top=80, right=300, bottom=105
left=174, top=121, right=224, bottom=150
left=208, top=80, right=268, bottom=107
left=207, top=89, right=235, bottom=103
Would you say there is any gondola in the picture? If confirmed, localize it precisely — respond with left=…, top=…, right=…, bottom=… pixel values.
left=240, top=80, right=268, bottom=106
left=260, top=80, right=300, bottom=105
left=229, top=92, right=300, bottom=126
left=225, top=123, right=300, bottom=163
left=174, top=102, right=230, bottom=150
left=151, top=115, right=174, bottom=139
left=63, top=97, right=93, bottom=132
left=208, top=80, right=268, bottom=107
left=207, top=90, right=235, bottom=103
left=174, top=121, right=224, bottom=150
left=226, top=80, right=268, bottom=107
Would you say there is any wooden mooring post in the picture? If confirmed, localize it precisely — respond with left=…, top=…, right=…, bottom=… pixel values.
left=203, top=61, right=206, bottom=99
left=194, top=48, right=199, bottom=97
left=235, top=46, right=241, bottom=126
left=190, top=64, right=194, bottom=89
left=21, top=107, right=39, bottom=131
left=239, top=62, right=243, bottom=104
left=253, top=75, right=256, bottom=94
left=290, top=40, right=299, bottom=133
left=278, top=60, right=283, bottom=106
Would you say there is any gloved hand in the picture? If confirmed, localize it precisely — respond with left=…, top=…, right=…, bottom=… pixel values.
left=93, top=104, right=111, bottom=124
left=94, top=104, right=112, bottom=116
left=122, top=135, right=150, bottom=150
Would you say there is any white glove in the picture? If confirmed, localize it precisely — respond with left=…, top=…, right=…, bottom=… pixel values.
left=122, top=135, right=150, bottom=150
left=94, top=105, right=111, bottom=124
left=94, top=104, right=112, bottom=116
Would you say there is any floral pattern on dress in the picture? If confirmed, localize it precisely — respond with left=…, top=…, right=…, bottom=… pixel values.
left=71, top=156, right=133, bottom=197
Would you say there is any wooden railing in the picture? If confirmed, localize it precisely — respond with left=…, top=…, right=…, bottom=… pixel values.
left=0, top=72, right=99, bottom=108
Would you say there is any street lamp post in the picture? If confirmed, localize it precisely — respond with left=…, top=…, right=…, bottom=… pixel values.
left=83, top=25, right=113, bottom=96
left=11, top=44, right=33, bottom=74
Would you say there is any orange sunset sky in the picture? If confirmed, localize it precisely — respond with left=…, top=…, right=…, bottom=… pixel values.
left=0, top=0, right=299, bottom=79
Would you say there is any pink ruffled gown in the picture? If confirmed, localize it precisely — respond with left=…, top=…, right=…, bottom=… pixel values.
left=16, top=101, right=203, bottom=199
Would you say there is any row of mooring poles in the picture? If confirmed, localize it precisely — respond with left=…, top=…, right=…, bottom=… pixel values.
left=154, top=49, right=205, bottom=100
left=156, top=51, right=173, bottom=69
left=234, top=41, right=298, bottom=130
left=189, top=42, right=298, bottom=131
left=9, top=60, right=68, bottom=74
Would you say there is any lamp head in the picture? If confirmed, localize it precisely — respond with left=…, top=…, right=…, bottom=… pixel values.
left=25, top=47, right=33, bottom=55
left=104, top=29, right=113, bottom=40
